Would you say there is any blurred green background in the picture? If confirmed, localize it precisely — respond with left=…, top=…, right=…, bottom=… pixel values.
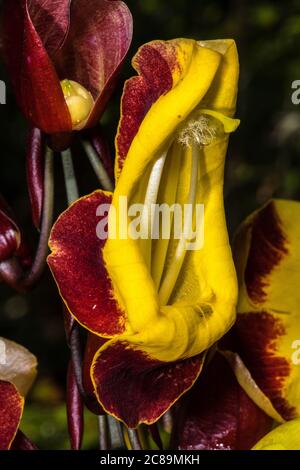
left=0, top=0, right=300, bottom=449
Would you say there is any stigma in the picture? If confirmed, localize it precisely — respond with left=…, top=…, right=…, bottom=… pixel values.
left=61, top=79, right=94, bottom=130
left=177, top=110, right=240, bottom=147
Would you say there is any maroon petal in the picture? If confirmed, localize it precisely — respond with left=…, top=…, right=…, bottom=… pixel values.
left=235, top=312, right=297, bottom=421
left=48, top=191, right=126, bottom=337
left=92, top=340, right=204, bottom=428
left=2, top=0, right=72, bottom=133
left=26, top=127, right=44, bottom=229
left=172, top=353, right=272, bottom=450
left=27, top=0, right=70, bottom=57
left=54, top=0, right=133, bottom=126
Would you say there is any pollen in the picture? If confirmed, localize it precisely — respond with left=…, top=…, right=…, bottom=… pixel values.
left=177, top=114, right=221, bottom=147
left=61, top=79, right=94, bottom=130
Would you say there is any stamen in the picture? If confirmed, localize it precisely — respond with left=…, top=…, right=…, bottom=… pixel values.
left=158, top=143, right=199, bottom=306
left=177, top=110, right=240, bottom=148
left=177, top=115, right=219, bottom=147
left=140, top=150, right=168, bottom=267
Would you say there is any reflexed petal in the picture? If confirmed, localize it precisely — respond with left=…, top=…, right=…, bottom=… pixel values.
left=91, top=339, right=204, bottom=428
left=233, top=199, right=300, bottom=420
left=0, top=337, right=37, bottom=396
left=2, top=0, right=72, bottom=133
left=0, top=381, right=24, bottom=450
left=48, top=191, right=126, bottom=337
left=54, top=0, right=133, bottom=126
left=172, top=353, right=272, bottom=450
left=252, top=419, right=300, bottom=450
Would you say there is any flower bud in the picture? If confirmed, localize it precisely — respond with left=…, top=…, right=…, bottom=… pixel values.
left=61, top=80, right=94, bottom=130
left=0, top=206, right=20, bottom=263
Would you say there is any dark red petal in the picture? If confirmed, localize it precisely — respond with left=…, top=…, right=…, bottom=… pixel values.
left=26, top=127, right=44, bottom=229
left=82, top=333, right=106, bottom=415
left=54, top=0, right=133, bottom=126
left=172, top=353, right=272, bottom=450
left=244, top=202, right=288, bottom=304
left=116, top=42, right=177, bottom=175
left=0, top=198, right=20, bottom=263
left=67, top=360, right=84, bottom=450
left=235, top=312, right=296, bottom=420
left=48, top=191, right=126, bottom=336
left=0, top=381, right=24, bottom=450
left=27, top=0, right=70, bottom=57
left=2, top=0, right=72, bottom=133
left=92, top=341, right=203, bottom=428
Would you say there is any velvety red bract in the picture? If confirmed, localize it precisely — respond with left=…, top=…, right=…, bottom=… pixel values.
left=0, top=380, right=24, bottom=450
left=172, top=353, right=272, bottom=450
left=2, top=0, right=133, bottom=133
left=2, top=0, right=72, bottom=133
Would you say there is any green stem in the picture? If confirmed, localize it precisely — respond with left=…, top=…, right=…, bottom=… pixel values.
left=107, top=417, right=125, bottom=449
left=61, top=149, right=79, bottom=205
left=128, top=429, right=142, bottom=450
left=81, top=139, right=114, bottom=192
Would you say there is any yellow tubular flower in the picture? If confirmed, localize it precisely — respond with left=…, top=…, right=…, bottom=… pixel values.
left=49, top=38, right=240, bottom=427
left=104, top=39, right=240, bottom=361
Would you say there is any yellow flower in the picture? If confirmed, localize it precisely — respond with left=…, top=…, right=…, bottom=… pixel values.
left=253, top=419, right=300, bottom=450
left=49, top=38, right=240, bottom=427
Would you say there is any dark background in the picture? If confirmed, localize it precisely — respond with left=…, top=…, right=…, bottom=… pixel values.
left=0, top=0, right=300, bottom=448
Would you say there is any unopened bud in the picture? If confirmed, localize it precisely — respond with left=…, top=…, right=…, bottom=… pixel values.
left=61, top=80, right=94, bottom=130
left=0, top=207, right=20, bottom=263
